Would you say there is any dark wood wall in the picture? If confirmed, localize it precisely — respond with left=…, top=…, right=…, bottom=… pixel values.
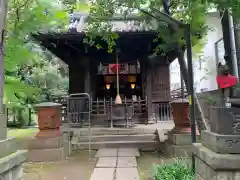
left=68, top=55, right=88, bottom=94
left=152, top=65, right=170, bottom=102
left=69, top=55, right=170, bottom=103
left=146, top=59, right=171, bottom=121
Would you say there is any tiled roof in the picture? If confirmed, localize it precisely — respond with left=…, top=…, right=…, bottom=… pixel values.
left=68, top=13, right=157, bottom=32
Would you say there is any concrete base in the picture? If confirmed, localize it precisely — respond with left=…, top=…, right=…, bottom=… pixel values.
left=194, top=143, right=240, bottom=180
left=0, top=138, right=17, bottom=158
left=0, top=113, right=7, bottom=140
left=164, top=133, right=200, bottom=157
left=165, top=143, right=192, bottom=157
left=0, top=137, right=28, bottom=180
left=201, top=130, right=240, bottom=154
left=63, top=132, right=72, bottom=157
left=28, top=147, right=65, bottom=162
left=28, top=135, right=66, bottom=162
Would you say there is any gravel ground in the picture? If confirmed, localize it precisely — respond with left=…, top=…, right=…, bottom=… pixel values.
left=23, top=150, right=97, bottom=180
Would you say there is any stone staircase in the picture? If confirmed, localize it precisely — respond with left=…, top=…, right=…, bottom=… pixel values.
left=71, top=128, right=160, bottom=151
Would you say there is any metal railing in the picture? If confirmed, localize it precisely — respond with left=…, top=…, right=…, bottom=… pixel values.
left=56, top=92, right=178, bottom=127
left=170, top=88, right=188, bottom=99
left=91, top=98, right=146, bottom=127
left=67, top=94, right=91, bottom=127
left=92, top=97, right=147, bottom=115
left=52, top=96, right=68, bottom=122
left=152, top=102, right=172, bottom=121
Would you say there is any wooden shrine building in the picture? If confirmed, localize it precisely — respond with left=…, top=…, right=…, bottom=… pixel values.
left=33, top=13, right=181, bottom=122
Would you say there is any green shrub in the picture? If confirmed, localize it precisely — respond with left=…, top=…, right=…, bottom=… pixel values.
left=152, top=158, right=194, bottom=180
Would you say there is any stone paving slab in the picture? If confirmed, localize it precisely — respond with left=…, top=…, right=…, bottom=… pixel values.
left=95, top=148, right=118, bottom=157
left=90, top=168, right=115, bottom=180
left=96, top=157, right=117, bottom=168
left=118, top=148, right=140, bottom=157
left=117, top=157, right=137, bottom=167
left=116, top=168, right=139, bottom=180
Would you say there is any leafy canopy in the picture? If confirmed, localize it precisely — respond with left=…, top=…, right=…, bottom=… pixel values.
left=73, top=0, right=240, bottom=53
left=4, top=0, right=68, bottom=105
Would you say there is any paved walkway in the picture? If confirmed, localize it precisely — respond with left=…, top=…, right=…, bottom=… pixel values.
left=90, top=148, right=140, bottom=180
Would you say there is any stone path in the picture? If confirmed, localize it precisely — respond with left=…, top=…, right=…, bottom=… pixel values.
left=90, top=148, right=140, bottom=180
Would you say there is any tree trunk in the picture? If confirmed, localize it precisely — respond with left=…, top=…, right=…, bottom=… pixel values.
left=0, top=0, right=7, bottom=113
left=177, top=49, right=208, bottom=130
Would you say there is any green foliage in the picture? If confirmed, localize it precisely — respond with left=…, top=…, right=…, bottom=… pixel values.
left=81, top=0, right=240, bottom=55
left=27, top=57, right=69, bottom=101
left=197, top=92, right=219, bottom=106
left=152, top=158, right=194, bottom=180
left=4, top=0, right=69, bottom=126
left=83, top=0, right=210, bottom=53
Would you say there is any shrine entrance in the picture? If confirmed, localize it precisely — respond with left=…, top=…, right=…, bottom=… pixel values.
left=95, top=61, right=143, bottom=101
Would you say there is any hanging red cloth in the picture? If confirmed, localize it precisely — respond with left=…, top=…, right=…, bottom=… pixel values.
left=216, top=75, right=238, bottom=89
left=109, top=64, right=120, bottom=74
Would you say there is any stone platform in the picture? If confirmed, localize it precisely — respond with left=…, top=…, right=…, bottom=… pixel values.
left=164, top=132, right=200, bottom=157
left=90, top=148, right=140, bottom=180
left=194, top=143, right=240, bottom=180
left=28, top=135, right=66, bottom=162
left=201, top=130, right=240, bottom=154
left=194, top=129, right=240, bottom=180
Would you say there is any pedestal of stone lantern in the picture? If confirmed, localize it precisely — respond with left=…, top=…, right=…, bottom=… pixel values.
left=0, top=106, right=28, bottom=180
left=28, top=102, right=68, bottom=162
left=194, top=106, right=240, bottom=180
left=164, top=99, right=200, bottom=158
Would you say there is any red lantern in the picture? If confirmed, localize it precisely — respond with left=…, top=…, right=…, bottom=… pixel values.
left=216, top=75, right=238, bottom=89
left=109, top=64, right=120, bottom=74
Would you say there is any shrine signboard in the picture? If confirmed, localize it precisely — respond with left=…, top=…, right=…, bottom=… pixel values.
left=98, top=62, right=140, bottom=75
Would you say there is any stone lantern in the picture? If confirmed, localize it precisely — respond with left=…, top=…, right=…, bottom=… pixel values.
left=170, top=98, right=198, bottom=134
left=164, top=98, right=199, bottom=158
left=28, top=102, right=67, bottom=162
left=34, top=102, right=62, bottom=138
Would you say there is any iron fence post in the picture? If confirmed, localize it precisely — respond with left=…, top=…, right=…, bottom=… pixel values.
left=185, top=24, right=197, bottom=172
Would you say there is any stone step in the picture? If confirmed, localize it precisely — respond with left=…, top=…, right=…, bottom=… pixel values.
left=66, top=128, right=157, bottom=136
left=72, top=140, right=159, bottom=150
left=83, top=122, right=137, bottom=128
left=77, top=134, right=158, bottom=142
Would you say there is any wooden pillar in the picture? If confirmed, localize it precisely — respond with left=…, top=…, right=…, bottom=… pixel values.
left=147, top=66, right=153, bottom=121
left=141, top=59, right=147, bottom=99
left=84, top=59, right=91, bottom=94
left=90, top=59, right=97, bottom=100
left=84, top=70, right=90, bottom=94
left=69, top=62, right=85, bottom=94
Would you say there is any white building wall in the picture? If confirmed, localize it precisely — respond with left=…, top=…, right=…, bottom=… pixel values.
left=170, top=12, right=224, bottom=92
